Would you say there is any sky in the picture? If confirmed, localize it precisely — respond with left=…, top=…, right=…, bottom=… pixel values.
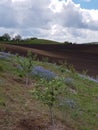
left=0, top=0, right=98, bottom=43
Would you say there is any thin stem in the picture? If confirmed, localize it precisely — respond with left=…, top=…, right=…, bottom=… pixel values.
left=49, top=106, right=55, bottom=130
left=25, top=74, right=29, bottom=87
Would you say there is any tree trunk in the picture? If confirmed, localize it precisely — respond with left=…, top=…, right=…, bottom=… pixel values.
left=25, top=74, right=29, bottom=87
left=49, top=106, right=55, bottom=130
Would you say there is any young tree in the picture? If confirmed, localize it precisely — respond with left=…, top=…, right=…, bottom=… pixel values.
left=14, top=51, right=34, bottom=86
left=31, top=77, right=65, bottom=130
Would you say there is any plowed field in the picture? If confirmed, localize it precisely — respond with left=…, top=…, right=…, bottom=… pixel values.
left=1, top=43, right=98, bottom=78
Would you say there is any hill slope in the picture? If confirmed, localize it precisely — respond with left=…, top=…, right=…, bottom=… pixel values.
left=0, top=52, right=98, bottom=130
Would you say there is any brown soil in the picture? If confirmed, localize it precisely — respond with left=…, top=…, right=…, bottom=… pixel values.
left=1, top=43, right=98, bottom=77
left=16, top=117, right=71, bottom=130
left=0, top=109, right=71, bottom=130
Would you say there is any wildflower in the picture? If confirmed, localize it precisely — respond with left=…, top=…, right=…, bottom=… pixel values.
left=32, top=66, right=56, bottom=81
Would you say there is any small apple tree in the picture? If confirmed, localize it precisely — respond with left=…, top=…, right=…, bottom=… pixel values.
left=31, top=77, right=66, bottom=130
left=14, top=51, right=34, bottom=86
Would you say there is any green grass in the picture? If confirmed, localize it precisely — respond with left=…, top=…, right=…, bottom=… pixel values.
left=0, top=38, right=61, bottom=45
left=22, top=38, right=60, bottom=44
left=0, top=55, right=98, bottom=130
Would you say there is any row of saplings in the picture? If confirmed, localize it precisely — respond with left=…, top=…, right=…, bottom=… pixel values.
left=12, top=52, right=76, bottom=130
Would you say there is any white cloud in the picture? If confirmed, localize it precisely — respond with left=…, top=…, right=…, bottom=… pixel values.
left=0, top=0, right=98, bottom=43
left=12, top=0, right=26, bottom=2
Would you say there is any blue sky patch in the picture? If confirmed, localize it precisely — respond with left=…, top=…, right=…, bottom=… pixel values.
left=73, top=0, right=98, bottom=9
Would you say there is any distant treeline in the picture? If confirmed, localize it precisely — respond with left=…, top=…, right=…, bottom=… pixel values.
left=0, top=34, right=39, bottom=42
left=0, top=33, right=73, bottom=45
left=0, top=33, right=97, bottom=45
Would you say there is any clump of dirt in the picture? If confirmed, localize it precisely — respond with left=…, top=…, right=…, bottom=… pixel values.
left=17, top=117, right=49, bottom=130
left=13, top=77, right=26, bottom=85
left=16, top=117, right=72, bottom=130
